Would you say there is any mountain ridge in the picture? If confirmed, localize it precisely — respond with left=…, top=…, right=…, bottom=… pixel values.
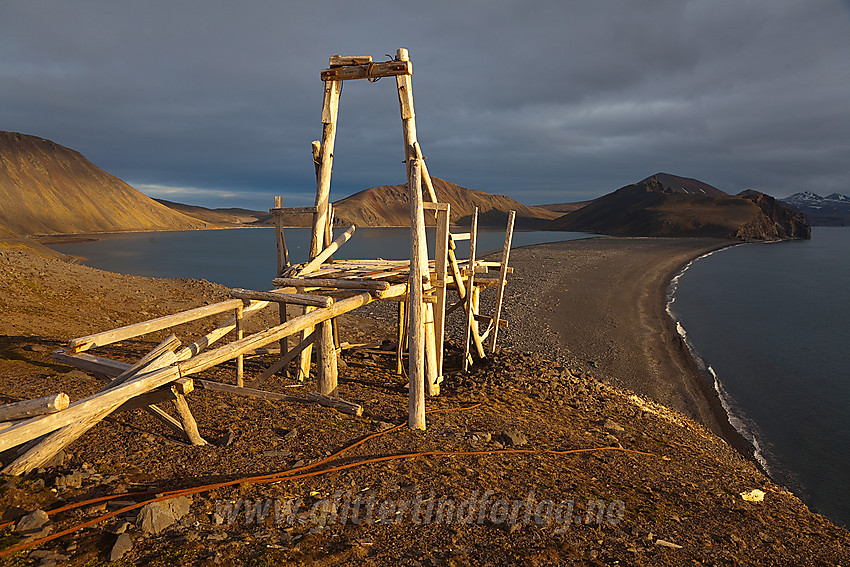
left=781, top=191, right=850, bottom=226
left=542, top=173, right=810, bottom=240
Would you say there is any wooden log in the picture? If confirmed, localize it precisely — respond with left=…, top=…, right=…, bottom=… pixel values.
left=171, top=394, right=207, bottom=445
left=316, top=320, right=338, bottom=396
left=231, top=288, right=333, bottom=308
left=490, top=210, right=515, bottom=353
left=463, top=208, right=479, bottom=372
left=329, top=55, right=372, bottom=66
left=433, top=203, right=450, bottom=382
left=406, top=158, right=426, bottom=430
left=273, top=277, right=390, bottom=291
left=196, top=379, right=363, bottom=416
left=53, top=350, right=131, bottom=377
left=177, top=291, right=379, bottom=377
left=108, top=334, right=181, bottom=389
left=300, top=225, right=356, bottom=276
left=247, top=329, right=318, bottom=389
left=68, top=300, right=244, bottom=353
left=0, top=393, right=70, bottom=421
left=298, top=305, right=314, bottom=383
left=175, top=299, right=270, bottom=360
left=273, top=196, right=290, bottom=274
left=321, top=59, right=411, bottom=81
left=0, top=354, right=180, bottom=467
left=310, top=79, right=341, bottom=259
left=269, top=206, right=318, bottom=214
left=0, top=421, right=21, bottom=431
left=113, top=386, right=178, bottom=414
left=235, top=305, right=244, bottom=387
left=396, top=298, right=406, bottom=376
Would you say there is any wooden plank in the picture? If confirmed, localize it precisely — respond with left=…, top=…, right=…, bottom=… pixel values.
left=329, top=55, right=372, bottom=66
left=68, top=299, right=244, bottom=352
left=108, top=334, right=181, bottom=389
left=396, top=298, right=407, bottom=376
left=196, top=380, right=363, bottom=416
left=422, top=202, right=449, bottom=211
left=246, top=328, right=318, bottom=389
left=321, top=59, right=412, bottom=81
left=273, top=277, right=390, bottom=291
left=231, top=288, right=333, bottom=307
left=490, top=210, right=515, bottom=353
left=300, top=225, right=356, bottom=275
left=0, top=394, right=69, bottom=422
left=269, top=206, right=318, bottom=214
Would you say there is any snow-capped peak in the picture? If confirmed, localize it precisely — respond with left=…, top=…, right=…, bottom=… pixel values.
left=825, top=193, right=850, bottom=202
left=784, top=191, right=824, bottom=203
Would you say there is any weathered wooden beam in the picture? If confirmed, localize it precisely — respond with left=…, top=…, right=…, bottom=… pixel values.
left=269, top=206, right=318, bottom=215
left=231, top=288, right=333, bottom=308
left=178, top=290, right=388, bottom=377
left=299, top=225, right=356, bottom=276
left=273, top=277, right=390, bottom=291
left=321, top=59, right=412, bottom=81
left=490, top=210, right=515, bottom=353
left=53, top=349, right=131, bottom=377
left=247, top=328, right=317, bottom=389
left=171, top=394, right=207, bottom=445
left=463, top=208, right=479, bottom=372
left=0, top=356, right=179, bottom=463
left=196, top=380, right=363, bottom=416
left=310, top=79, right=341, bottom=259
left=329, top=55, right=372, bottom=66
left=68, top=300, right=244, bottom=352
left=273, top=196, right=289, bottom=274
left=0, top=394, right=69, bottom=422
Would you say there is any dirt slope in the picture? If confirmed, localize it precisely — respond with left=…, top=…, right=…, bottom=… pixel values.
left=0, top=131, right=208, bottom=236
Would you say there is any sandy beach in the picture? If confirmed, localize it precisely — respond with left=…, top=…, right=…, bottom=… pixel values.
left=496, top=237, right=741, bottom=445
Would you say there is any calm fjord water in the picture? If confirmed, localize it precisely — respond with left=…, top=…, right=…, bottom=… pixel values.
left=669, top=227, right=850, bottom=527
left=51, top=226, right=850, bottom=527
left=49, top=227, right=587, bottom=291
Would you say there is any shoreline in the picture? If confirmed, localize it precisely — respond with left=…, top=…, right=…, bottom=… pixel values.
left=497, top=237, right=756, bottom=460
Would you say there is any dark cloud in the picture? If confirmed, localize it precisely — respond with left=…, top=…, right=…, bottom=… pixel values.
left=1, top=0, right=848, bottom=209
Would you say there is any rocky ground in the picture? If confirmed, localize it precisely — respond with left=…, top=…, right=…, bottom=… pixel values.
left=0, top=239, right=848, bottom=566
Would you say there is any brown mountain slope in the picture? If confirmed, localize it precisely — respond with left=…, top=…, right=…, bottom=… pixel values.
left=154, top=199, right=272, bottom=226
left=543, top=173, right=810, bottom=240
left=0, top=131, right=208, bottom=236
left=331, top=177, right=560, bottom=228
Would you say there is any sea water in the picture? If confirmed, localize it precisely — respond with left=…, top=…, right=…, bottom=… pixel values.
left=48, top=227, right=589, bottom=291
left=668, top=227, right=850, bottom=527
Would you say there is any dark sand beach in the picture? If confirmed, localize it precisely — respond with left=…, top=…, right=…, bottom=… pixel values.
left=497, top=237, right=740, bottom=445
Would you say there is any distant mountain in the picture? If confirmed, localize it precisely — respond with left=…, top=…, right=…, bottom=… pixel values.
left=331, top=177, right=560, bottom=228
left=154, top=199, right=272, bottom=226
left=0, top=131, right=207, bottom=236
left=165, top=177, right=560, bottom=229
left=781, top=192, right=850, bottom=226
left=542, top=173, right=810, bottom=240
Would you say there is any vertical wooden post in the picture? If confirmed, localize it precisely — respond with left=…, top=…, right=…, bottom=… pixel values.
left=274, top=196, right=289, bottom=356
left=235, top=304, right=244, bottom=387
left=463, top=208, right=479, bottom=372
left=491, top=210, right=515, bottom=353
left=407, top=158, right=426, bottom=430
left=396, top=297, right=406, bottom=375
left=310, top=80, right=341, bottom=259
left=316, top=319, right=338, bottom=396
left=396, top=48, right=438, bottom=397
left=434, top=204, right=450, bottom=382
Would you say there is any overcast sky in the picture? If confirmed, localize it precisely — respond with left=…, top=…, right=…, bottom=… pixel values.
left=1, top=1, right=848, bottom=209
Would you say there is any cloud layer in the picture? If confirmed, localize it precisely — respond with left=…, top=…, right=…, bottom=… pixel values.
left=1, top=0, right=848, bottom=208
